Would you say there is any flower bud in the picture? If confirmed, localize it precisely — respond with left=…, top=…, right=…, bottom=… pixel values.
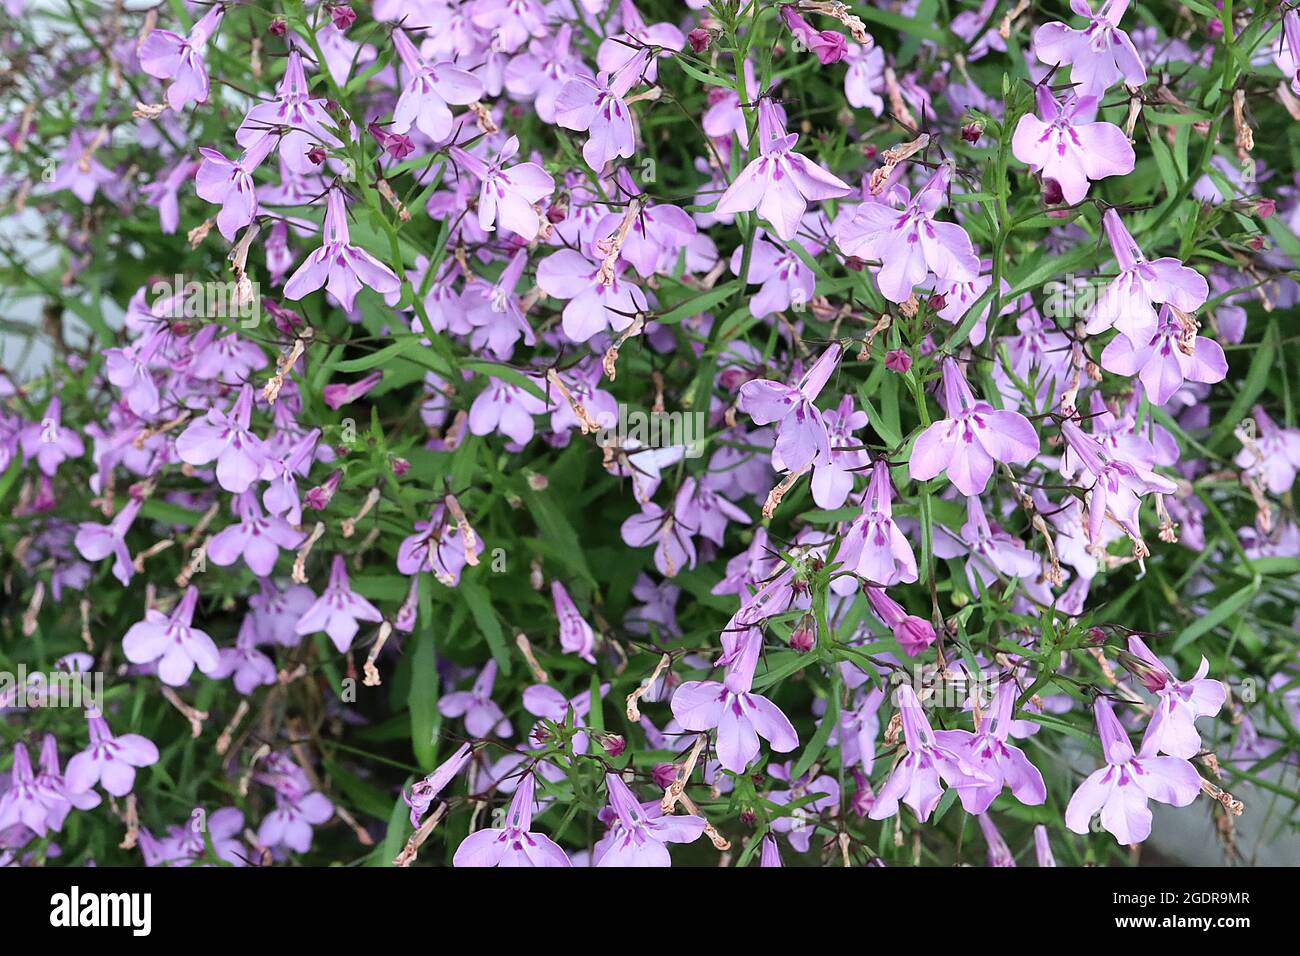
left=790, top=614, right=817, bottom=653
left=884, top=349, right=911, bottom=373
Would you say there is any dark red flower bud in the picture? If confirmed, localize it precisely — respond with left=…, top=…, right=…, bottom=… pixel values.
left=844, top=255, right=866, bottom=272
left=687, top=27, right=712, bottom=53
left=1042, top=178, right=1065, bottom=206
left=961, top=122, right=983, bottom=144
left=268, top=17, right=287, bottom=37
left=330, top=5, right=356, bottom=30
left=927, top=292, right=947, bottom=311
left=307, top=145, right=327, bottom=166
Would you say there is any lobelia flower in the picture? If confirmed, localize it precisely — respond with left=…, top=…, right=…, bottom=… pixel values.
left=141, top=159, right=197, bottom=234
left=933, top=680, right=1047, bottom=814
left=463, top=249, right=537, bottom=358
left=767, top=763, right=840, bottom=852
left=284, top=189, right=401, bottom=313
left=449, top=136, right=555, bottom=241
left=1059, top=419, right=1177, bottom=554
left=1084, top=209, right=1209, bottom=346
left=674, top=477, right=752, bottom=547
left=397, top=504, right=485, bottom=586
left=323, top=371, right=384, bottom=410
left=294, top=555, right=384, bottom=653
left=592, top=773, right=707, bottom=866
left=909, top=358, right=1040, bottom=495
left=207, top=492, right=306, bottom=577
left=439, top=661, right=512, bottom=738
left=405, top=742, right=473, bottom=827
left=212, top=615, right=278, bottom=695
left=1278, top=9, right=1300, bottom=97
left=1124, top=636, right=1226, bottom=759
left=137, top=4, right=224, bottom=110
left=620, top=499, right=698, bottom=578
left=104, top=328, right=167, bottom=417
left=713, top=98, right=852, bottom=242
left=838, top=460, right=918, bottom=585
left=46, top=130, right=115, bottom=203
left=34, top=734, right=100, bottom=832
left=864, top=587, right=935, bottom=657
left=535, top=248, right=649, bottom=343
left=836, top=162, right=980, bottom=303
left=670, top=626, right=799, bottom=773
left=1033, top=0, right=1147, bottom=97
left=832, top=686, right=886, bottom=774
left=978, top=814, right=1015, bottom=866
left=123, top=586, right=221, bottom=686
left=175, top=383, right=265, bottom=494
left=1234, top=404, right=1300, bottom=494
left=260, top=428, right=320, bottom=526
left=843, top=42, right=886, bottom=113
left=195, top=131, right=277, bottom=241
left=258, top=789, right=334, bottom=854
left=237, top=51, right=341, bottom=174
left=738, top=342, right=844, bottom=474
left=505, top=24, right=581, bottom=124
left=732, top=232, right=818, bottom=319
left=453, top=773, right=571, bottom=867
left=624, top=573, right=682, bottom=639
left=468, top=375, right=549, bottom=446
left=74, top=497, right=143, bottom=586
left=552, top=580, right=598, bottom=664
left=19, top=397, right=85, bottom=476
left=250, top=579, right=317, bottom=647
left=596, top=0, right=685, bottom=81
left=0, top=743, right=62, bottom=837
left=760, top=834, right=784, bottom=867
left=65, top=716, right=160, bottom=798
left=1065, top=697, right=1201, bottom=846
left=1100, top=304, right=1227, bottom=406
left=1034, top=824, right=1057, bottom=866
left=779, top=5, right=850, bottom=64
left=1011, top=87, right=1135, bottom=205
left=868, top=685, right=993, bottom=822
left=811, top=394, right=870, bottom=509
left=554, top=51, right=649, bottom=170
left=941, top=496, right=1041, bottom=593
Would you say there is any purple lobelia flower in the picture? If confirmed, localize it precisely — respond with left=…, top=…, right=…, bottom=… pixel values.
left=1099, top=304, right=1227, bottom=405
left=453, top=772, right=571, bottom=867
left=811, top=394, right=870, bottom=508
left=620, top=498, right=698, bottom=578
left=864, top=586, right=935, bottom=657
left=105, top=327, right=166, bottom=417
left=1035, top=824, right=1057, bottom=866
left=768, top=763, right=840, bottom=852
left=65, top=716, right=159, bottom=798
left=738, top=342, right=843, bottom=475
left=123, top=586, right=221, bottom=686
left=0, top=743, right=61, bottom=837
left=596, top=0, right=685, bottom=81
left=137, top=4, right=224, bottom=110
left=212, top=615, right=278, bottom=695
left=760, top=834, right=784, bottom=867
left=943, top=496, right=1041, bottom=592
left=1011, top=87, right=1135, bottom=205
left=195, top=131, right=276, bottom=241
left=468, top=375, right=549, bottom=446
left=463, top=249, right=536, bottom=359
left=714, top=98, right=852, bottom=242
left=46, top=130, right=115, bottom=203
left=250, top=579, right=316, bottom=647
left=1124, top=636, right=1225, bottom=759
left=933, top=679, right=1047, bottom=814
left=535, top=248, right=649, bottom=343
left=295, top=555, right=384, bottom=653
left=390, top=27, right=484, bottom=142
left=175, top=383, right=265, bottom=494
left=1281, top=10, right=1300, bottom=97
left=732, top=231, right=818, bottom=319
left=440, top=661, right=512, bottom=738
left=261, top=428, right=319, bottom=526
left=593, top=773, right=707, bottom=866
left=284, top=189, right=401, bottom=312
left=674, top=477, right=752, bottom=547
left=552, top=580, right=597, bottom=664
left=237, top=51, right=341, bottom=173
left=74, top=497, right=143, bottom=586
left=1234, top=405, right=1300, bottom=494
left=19, top=397, right=84, bottom=477
left=868, top=684, right=992, bottom=822
left=258, top=789, right=334, bottom=854
left=1085, top=209, right=1209, bottom=346
left=405, top=742, right=473, bottom=827
left=206, top=492, right=306, bottom=577
left=836, top=161, right=980, bottom=303
left=1033, top=0, right=1147, bottom=96
left=978, top=813, right=1015, bottom=866
left=1065, top=697, right=1201, bottom=845
left=909, top=358, right=1039, bottom=495
left=839, top=460, right=917, bottom=585
left=450, top=136, right=554, bottom=241
left=670, top=626, right=799, bottom=773
left=779, top=5, right=850, bottom=64
left=397, top=504, right=485, bottom=586
left=554, top=51, right=648, bottom=171
left=34, top=734, right=100, bottom=832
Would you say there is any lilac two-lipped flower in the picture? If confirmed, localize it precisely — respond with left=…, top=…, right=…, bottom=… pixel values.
left=1059, top=419, right=1176, bottom=550
left=405, top=742, right=473, bottom=827
left=1033, top=0, right=1147, bottom=97
left=868, top=685, right=993, bottom=822
left=592, top=773, right=706, bottom=866
left=670, top=626, right=799, bottom=774
left=261, top=427, right=320, bottom=525
left=463, top=248, right=537, bottom=359
left=836, top=161, right=980, bottom=303
left=1011, top=87, right=1135, bottom=205
left=237, top=51, right=341, bottom=174
left=123, top=585, right=221, bottom=686
left=258, top=789, right=334, bottom=854
left=65, top=716, right=160, bottom=798
left=1099, top=304, right=1227, bottom=406
left=18, top=397, right=84, bottom=476
left=453, top=773, right=571, bottom=867
left=713, top=98, right=852, bottom=242
left=74, top=496, right=143, bottom=586
left=864, top=587, right=935, bottom=657
left=738, top=342, right=843, bottom=475
left=554, top=51, right=648, bottom=171
left=137, top=4, right=223, bottom=110
left=439, top=661, right=512, bottom=738
left=732, top=231, right=818, bottom=319
left=206, top=492, right=306, bottom=577
left=552, top=580, right=597, bottom=664
left=933, top=680, right=1047, bottom=814
left=620, top=498, right=698, bottom=578
left=295, top=555, right=384, bottom=653
left=838, top=460, right=917, bottom=585
left=195, top=131, right=276, bottom=241
left=779, top=5, right=850, bottom=64
left=212, top=616, right=278, bottom=696
left=105, top=327, right=166, bottom=417
left=1085, top=209, right=1209, bottom=346
left=0, top=742, right=62, bottom=837
left=283, top=189, right=401, bottom=313
left=1234, top=404, right=1300, bottom=494
left=811, top=394, right=869, bottom=509
left=390, top=27, right=484, bottom=142
left=450, top=136, right=554, bottom=241
left=1125, top=636, right=1226, bottom=759
left=908, top=357, right=1039, bottom=495
left=535, top=247, right=649, bottom=343
left=468, top=375, right=550, bottom=446
left=397, top=504, right=484, bottom=586
left=1065, top=697, right=1201, bottom=846
left=175, top=383, right=265, bottom=494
